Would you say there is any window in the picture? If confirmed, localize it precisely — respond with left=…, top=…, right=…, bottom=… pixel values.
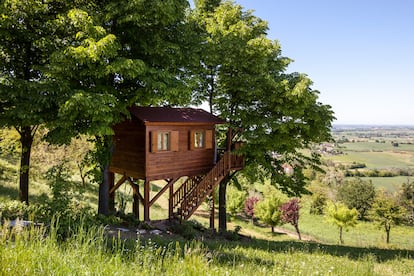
left=194, top=131, right=204, bottom=148
left=151, top=131, right=179, bottom=153
left=157, top=132, right=170, bottom=151
left=190, top=130, right=213, bottom=150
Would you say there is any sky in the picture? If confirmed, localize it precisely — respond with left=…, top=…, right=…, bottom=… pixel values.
left=232, top=0, right=414, bottom=125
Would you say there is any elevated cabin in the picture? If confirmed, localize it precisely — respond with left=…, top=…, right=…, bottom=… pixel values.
left=108, top=106, right=244, bottom=226
left=110, top=106, right=224, bottom=181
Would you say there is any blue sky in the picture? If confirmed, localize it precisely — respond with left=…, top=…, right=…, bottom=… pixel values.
left=232, top=0, right=414, bottom=125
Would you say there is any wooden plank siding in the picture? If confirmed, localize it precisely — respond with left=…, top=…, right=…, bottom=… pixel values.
left=110, top=119, right=218, bottom=181
left=110, top=119, right=146, bottom=179
left=145, top=124, right=216, bottom=180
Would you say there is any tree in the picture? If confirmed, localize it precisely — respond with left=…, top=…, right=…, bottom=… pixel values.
left=244, top=196, right=259, bottom=224
left=227, top=187, right=246, bottom=216
left=325, top=201, right=358, bottom=244
left=337, top=178, right=376, bottom=220
left=255, top=192, right=282, bottom=233
left=0, top=0, right=92, bottom=204
left=399, top=180, right=414, bottom=224
left=192, top=1, right=334, bottom=231
left=280, top=198, right=302, bottom=240
left=47, top=0, right=195, bottom=215
left=309, top=192, right=327, bottom=215
left=370, top=190, right=407, bottom=244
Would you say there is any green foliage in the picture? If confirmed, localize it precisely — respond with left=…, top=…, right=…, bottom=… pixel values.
left=255, top=192, right=282, bottom=232
left=370, top=190, right=407, bottom=243
left=337, top=178, right=376, bottom=220
left=309, top=192, right=327, bottom=215
left=399, top=180, right=414, bottom=225
left=192, top=1, right=334, bottom=197
left=169, top=220, right=204, bottom=240
left=325, top=201, right=358, bottom=244
left=0, top=128, right=20, bottom=159
left=0, top=201, right=28, bottom=221
left=226, top=187, right=246, bottom=215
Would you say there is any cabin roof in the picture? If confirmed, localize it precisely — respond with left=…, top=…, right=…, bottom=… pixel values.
left=129, top=106, right=225, bottom=124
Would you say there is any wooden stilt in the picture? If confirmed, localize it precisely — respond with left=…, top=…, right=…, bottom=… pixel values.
left=109, top=172, right=115, bottom=213
left=144, top=180, right=150, bottom=221
left=209, top=192, right=215, bottom=231
left=169, top=184, right=174, bottom=220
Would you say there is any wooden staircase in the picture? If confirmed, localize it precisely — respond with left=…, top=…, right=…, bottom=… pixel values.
left=171, top=151, right=244, bottom=220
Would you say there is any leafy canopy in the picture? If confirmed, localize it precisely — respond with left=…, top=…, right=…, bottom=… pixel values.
left=192, top=1, right=335, bottom=196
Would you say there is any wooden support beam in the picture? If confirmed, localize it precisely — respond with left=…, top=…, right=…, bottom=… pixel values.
left=144, top=180, right=150, bottom=221
left=209, top=192, right=215, bottom=231
left=149, top=178, right=178, bottom=207
left=109, top=174, right=127, bottom=194
left=126, top=177, right=144, bottom=204
left=169, top=184, right=174, bottom=220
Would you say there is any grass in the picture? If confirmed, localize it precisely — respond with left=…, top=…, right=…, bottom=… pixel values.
left=277, top=203, right=414, bottom=250
left=0, top=220, right=414, bottom=275
left=329, top=151, right=414, bottom=169
left=339, top=142, right=414, bottom=153
left=1, top=221, right=413, bottom=276
left=363, top=176, right=410, bottom=192
left=2, top=127, right=414, bottom=275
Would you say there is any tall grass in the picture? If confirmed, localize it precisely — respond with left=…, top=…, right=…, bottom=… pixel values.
left=1, top=220, right=413, bottom=275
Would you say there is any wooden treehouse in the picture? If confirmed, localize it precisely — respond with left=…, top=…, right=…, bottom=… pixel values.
left=108, top=106, right=244, bottom=227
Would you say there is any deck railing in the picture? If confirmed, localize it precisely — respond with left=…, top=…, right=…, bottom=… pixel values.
left=173, top=151, right=244, bottom=220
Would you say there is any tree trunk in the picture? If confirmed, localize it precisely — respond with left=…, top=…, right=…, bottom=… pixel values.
left=294, top=224, right=302, bottom=240
left=386, top=226, right=391, bottom=244
left=271, top=226, right=274, bottom=233
left=218, top=178, right=228, bottom=232
left=339, top=226, right=344, bottom=244
left=18, top=126, right=35, bottom=205
left=98, top=163, right=110, bottom=215
left=98, top=136, right=113, bottom=215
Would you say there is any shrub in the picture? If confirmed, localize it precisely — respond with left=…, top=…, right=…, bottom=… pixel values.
left=280, top=198, right=301, bottom=240
left=244, top=197, right=259, bottom=224
left=309, top=193, right=327, bottom=215
left=227, top=188, right=246, bottom=216
left=255, top=193, right=282, bottom=233
left=0, top=200, right=28, bottom=221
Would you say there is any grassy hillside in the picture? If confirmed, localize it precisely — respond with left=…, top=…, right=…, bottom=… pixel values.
left=2, top=126, right=414, bottom=275
left=1, top=217, right=413, bottom=275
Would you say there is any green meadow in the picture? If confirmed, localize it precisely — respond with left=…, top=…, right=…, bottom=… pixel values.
left=2, top=126, right=414, bottom=275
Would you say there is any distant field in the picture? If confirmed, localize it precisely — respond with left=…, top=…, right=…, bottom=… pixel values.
left=362, top=176, right=409, bottom=192
left=330, top=151, right=414, bottom=169
left=326, top=130, right=414, bottom=192
left=340, top=141, right=414, bottom=152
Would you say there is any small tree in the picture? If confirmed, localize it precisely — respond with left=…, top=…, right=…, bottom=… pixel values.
left=399, top=180, right=414, bottom=225
left=255, top=193, right=282, bottom=233
left=370, top=190, right=407, bottom=244
left=227, top=187, right=246, bottom=216
left=325, top=201, right=358, bottom=244
left=280, top=198, right=301, bottom=240
left=337, top=178, right=375, bottom=220
left=309, top=192, right=327, bottom=215
left=244, top=196, right=259, bottom=224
